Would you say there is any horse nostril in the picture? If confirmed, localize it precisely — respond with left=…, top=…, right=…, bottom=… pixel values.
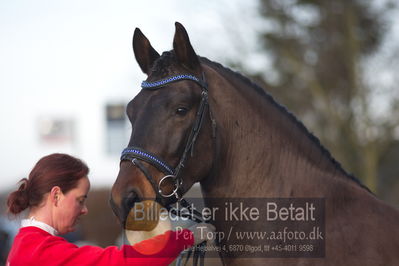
left=124, top=190, right=141, bottom=211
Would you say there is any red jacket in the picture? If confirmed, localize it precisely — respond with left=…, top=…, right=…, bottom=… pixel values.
left=7, top=226, right=194, bottom=266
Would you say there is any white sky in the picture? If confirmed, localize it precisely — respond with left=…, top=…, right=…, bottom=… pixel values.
left=0, top=0, right=397, bottom=192
left=0, top=0, right=259, bottom=192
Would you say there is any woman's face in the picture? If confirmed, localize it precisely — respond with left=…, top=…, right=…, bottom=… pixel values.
left=55, top=177, right=90, bottom=234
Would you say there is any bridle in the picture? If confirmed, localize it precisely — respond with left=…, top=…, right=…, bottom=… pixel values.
left=120, top=72, right=222, bottom=266
left=120, top=73, right=211, bottom=216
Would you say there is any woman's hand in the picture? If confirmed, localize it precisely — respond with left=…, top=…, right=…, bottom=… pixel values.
left=188, top=223, right=216, bottom=245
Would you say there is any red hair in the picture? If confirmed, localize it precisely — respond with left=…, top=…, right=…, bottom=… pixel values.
left=7, top=153, right=89, bottom=214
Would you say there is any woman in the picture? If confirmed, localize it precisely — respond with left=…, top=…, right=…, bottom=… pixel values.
left=6, top=153, right=213, bottom=266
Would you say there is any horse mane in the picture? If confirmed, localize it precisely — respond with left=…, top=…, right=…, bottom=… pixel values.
left=151, top=51, right=370, bottom=193
left=200, top=57, right=372, bottom=193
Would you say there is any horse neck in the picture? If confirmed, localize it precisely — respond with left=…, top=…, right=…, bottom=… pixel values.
left=201, top=64, right=351, bottom=198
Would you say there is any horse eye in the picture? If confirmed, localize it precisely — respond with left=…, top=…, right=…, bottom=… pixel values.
left=176, top=107, right=188, bottom=116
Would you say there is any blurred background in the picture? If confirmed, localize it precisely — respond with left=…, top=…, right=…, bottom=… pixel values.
left=1, top=0, right=398, bottom=264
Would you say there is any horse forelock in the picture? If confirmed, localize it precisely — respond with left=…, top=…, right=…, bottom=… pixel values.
left=149, top=51, right=179, bottom=78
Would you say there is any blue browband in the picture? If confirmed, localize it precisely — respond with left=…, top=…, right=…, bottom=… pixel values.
left=141, top=74, right=203, bottom=89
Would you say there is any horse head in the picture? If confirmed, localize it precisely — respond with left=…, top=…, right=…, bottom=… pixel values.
left=110, top=23, right=215, bottom=226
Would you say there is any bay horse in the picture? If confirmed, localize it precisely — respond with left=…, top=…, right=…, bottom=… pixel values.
left=111, top=22, right=399, bottom=265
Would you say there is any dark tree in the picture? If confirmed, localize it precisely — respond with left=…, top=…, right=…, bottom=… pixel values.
left=240, top=0, right=399, bottom=194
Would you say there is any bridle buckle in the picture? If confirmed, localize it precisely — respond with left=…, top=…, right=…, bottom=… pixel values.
left=158, top=174, right=181, bottom=198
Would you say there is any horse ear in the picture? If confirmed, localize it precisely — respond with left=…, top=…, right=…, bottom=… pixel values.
left=133, top=28, right=160, bottom=75
left=173, top=22, right=200, bottom=71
